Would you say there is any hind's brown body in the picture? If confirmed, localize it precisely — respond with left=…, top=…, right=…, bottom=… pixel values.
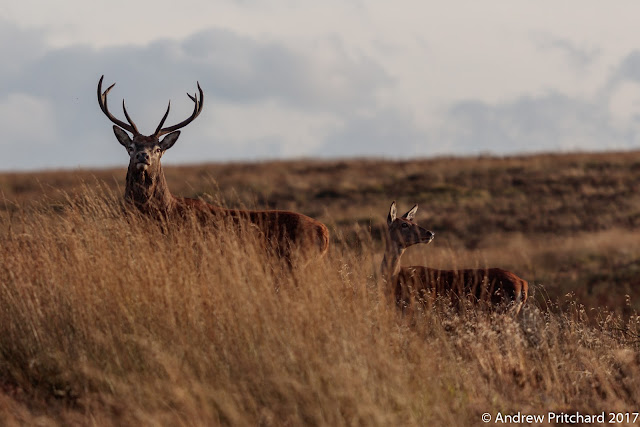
left=382, top=201, right=528, bottom=314
left=395, top=266, right=528, bottom=313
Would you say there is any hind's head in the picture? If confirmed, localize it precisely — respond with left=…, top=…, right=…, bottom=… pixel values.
left=386, top=201, right=435, bottom=249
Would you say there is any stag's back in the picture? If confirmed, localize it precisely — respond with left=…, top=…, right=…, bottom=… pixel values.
left=245, top=209, right=329, bottom=258
left=179, top=199, right=329, bottom=260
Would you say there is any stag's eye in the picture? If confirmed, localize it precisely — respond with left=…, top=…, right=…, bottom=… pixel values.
left=401, top=223, right=409, bottom=228
left=155, top=147, right=162, bottom=154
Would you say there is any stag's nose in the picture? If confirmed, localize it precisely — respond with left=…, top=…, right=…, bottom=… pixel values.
left=136, top=152, right=150, bottom=164
left=424, top=230, right=435, bottom=243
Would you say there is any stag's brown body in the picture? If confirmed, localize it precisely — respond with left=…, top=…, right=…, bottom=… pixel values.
left=125, top=162, right=329, bottom=258
left=98, top=75, right=329, bottom=262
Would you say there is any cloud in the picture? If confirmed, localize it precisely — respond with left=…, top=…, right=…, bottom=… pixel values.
left=440, top=92, right=631, bottom=155
left=315, top=109, right=428, bottom=158
left=169, top=101, right=343, bottom=162
left=0, top=19, right=47, bottom=79
left=533, top=34, right=600, bottom=70
left=315, top=85, right=640, bottom=160
left=2, top=12, right=640, bottom=171
left=0, top=94, right=59, bottom=169
left=608, top=51, right=640, bottom=88
left=180, top=29, right=391, bottom=111
left=0, top=24, right=391, bottom=170
left=314, top=91, right=632, bottom=161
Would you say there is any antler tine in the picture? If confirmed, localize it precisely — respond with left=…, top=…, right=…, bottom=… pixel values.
left=97, top=75, right=139, bottom=135
left=122, top=99, right=140, bottom=134
left=154, top=82, right=204, bottom=137
left=154, top=101, right=171, bottom=136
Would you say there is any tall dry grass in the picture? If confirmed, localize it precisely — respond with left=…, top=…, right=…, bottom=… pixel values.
left=1, top=188, right=640, bottom=425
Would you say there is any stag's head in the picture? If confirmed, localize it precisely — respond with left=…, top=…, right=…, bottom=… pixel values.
left=97, top=75, right=203, bottom=174
left=386, top=201, right=435, bottom=250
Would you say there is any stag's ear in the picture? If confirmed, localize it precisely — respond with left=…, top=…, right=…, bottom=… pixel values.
left=402, top=204, right=418, bottom=221
left=113, top=125, right=132, bottom=148
left=387, top=201, right=397, bottom=226
left=159, top=131, right=180, bottom=151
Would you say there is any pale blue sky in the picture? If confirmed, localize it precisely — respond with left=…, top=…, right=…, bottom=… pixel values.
left=2, top=1, right=640, bottom=170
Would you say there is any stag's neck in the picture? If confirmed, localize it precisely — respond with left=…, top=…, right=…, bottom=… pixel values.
left=381, top=236, right=404, bottom=283
left=125, top=164, right=176, bottom=213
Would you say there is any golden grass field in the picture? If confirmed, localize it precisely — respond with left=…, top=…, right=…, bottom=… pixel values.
left=2, top=152, right=640, bottom=425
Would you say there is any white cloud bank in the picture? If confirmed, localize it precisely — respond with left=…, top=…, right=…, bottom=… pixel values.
left=2, top=2, right=640, bottom=170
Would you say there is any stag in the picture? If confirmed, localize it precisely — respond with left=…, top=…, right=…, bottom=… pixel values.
left=97, top=75, right=329, bottom=262
left=382, top=201, right=528, bottom=315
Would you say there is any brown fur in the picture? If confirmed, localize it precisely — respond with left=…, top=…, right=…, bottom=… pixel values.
left=123, top=147, right=329, bottom=262
left=98, top=76, right=329, bottom=263
left=382, top=201, right=527, bottom=314
left=394, top=266, right=528, bottom=314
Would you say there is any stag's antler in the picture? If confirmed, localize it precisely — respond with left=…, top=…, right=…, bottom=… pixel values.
left=153, top=82, right=204, bottom=137
left=97, top=75, right=140, bottom=135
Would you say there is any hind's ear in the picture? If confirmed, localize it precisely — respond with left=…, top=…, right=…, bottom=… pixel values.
left=402, top=204, right=418, bottom=221
left=387, top=201, right=397, bottom=226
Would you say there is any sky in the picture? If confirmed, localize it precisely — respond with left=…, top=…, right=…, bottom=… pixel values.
left=3, top=1, right=640, bottom=170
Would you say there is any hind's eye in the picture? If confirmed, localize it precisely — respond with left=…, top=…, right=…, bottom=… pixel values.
left=155, top=148, right=161, bottom=154
left=401, top=223, right=409, bottom=228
